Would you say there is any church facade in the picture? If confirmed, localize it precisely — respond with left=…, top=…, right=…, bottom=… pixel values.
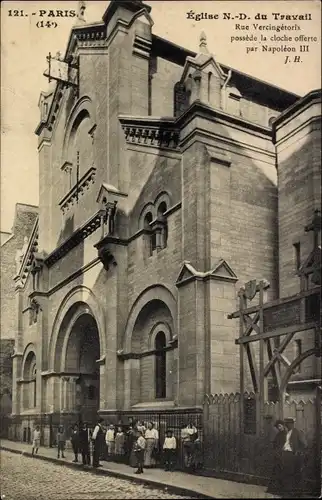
left=10, top=0, right=321, bottom=444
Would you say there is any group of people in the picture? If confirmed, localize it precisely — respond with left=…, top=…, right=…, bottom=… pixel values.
left=90, top=418, right=180, bottom=474
left=268, top=416, right=307, bottom=497
left=31, top=418, right=194, bottom=475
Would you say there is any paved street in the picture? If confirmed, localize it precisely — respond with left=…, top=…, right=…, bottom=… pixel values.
left=1, top=450, right=196, bottom=500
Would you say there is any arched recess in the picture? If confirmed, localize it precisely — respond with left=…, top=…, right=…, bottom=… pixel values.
left=21, top=343, right=37, bottom=379
left=139, top=203, right=155, bottom=230
left=123, top=285, right=177, bottom=353
left=49, top=286, right=106, bottom=372
left=62, top=96, right=97, bottom=164
left=154, top=191, right=171, bottom=211
left=21, top=345, right=37, bottom=410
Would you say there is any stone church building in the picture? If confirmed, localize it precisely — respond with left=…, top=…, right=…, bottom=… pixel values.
left=10, top=0, right=321, bottom=442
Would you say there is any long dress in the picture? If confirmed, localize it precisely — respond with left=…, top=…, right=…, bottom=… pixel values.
left=129, top=430, right=139, bottom=467
left=115, top=432, right=125, bottom=462
left=144, top=429, right=156, bottom=467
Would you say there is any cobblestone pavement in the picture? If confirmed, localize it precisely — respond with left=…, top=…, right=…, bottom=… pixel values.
left=1, top=451, right=196, bottom=500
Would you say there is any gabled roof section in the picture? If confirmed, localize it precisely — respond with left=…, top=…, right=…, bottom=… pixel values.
left=212, top=259, right=238, bottom=280
left=130, top=7, right=154, bottom=28
left=176, top=259, right=238, bottom=287
left=181, top=53, right=225, bottom=84
left=151, top=34, right=299, bottom=110
left=102, top=0, right=151, bottom=24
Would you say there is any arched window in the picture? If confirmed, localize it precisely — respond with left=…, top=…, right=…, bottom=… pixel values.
left=31, top=365, right=37, bottom=408
left=155, top=331, right=166, bottom=399
left=157, top=202, right=168, bottom=249
left=207, top=72, right=212, bottom=102
left=144, top=212, right=156, bottom=254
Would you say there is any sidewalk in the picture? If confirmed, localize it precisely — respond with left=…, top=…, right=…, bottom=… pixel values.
left=0, top=439, right=276, bottom=499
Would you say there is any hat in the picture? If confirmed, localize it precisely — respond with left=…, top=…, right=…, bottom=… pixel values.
left=284, top=417, right=295, bottom=423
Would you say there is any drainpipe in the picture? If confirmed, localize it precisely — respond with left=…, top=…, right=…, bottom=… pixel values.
left=222, top=69, right=232, bottom=111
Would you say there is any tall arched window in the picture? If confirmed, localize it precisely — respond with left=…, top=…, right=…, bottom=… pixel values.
left=207, top=72, right=212, bottom=102
left=155, top=332, right=166, bottom=399
left=144, top=212, right=156, bottom=254
left=157, top=202, right=168, bottom=249
left=31, top=365, right=37, bottom=408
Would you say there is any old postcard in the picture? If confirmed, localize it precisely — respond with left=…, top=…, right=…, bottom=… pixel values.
left=1, top=1, right=321, bottom=499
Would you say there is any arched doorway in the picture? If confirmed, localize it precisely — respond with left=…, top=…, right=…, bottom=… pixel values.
left=62, top=312, right=100, bottom=423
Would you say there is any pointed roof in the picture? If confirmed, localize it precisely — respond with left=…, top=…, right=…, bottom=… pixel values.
left=180, top=34, right=225, bottom=84
left=176, top=259, right=238, bottom=287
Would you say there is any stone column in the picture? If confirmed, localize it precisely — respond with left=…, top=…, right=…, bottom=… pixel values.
left=61, top=377, right=69, bottom=412
left=68, top=376, right=78, bottom=411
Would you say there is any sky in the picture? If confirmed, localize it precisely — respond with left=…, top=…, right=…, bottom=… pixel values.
left=1, top=0, right=321, bottom=232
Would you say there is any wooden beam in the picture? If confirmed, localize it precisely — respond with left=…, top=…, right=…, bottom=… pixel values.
left=235, top=321, right=318, bottom=345
left=264, top=332, right=295, bottom=376
left=244, top=312, right=260, bottom=335
left=228, top=287, right=320, bottom=319
left=245, top=343, right=259, bottom=393
left=266, top=338, right=281, bottom=389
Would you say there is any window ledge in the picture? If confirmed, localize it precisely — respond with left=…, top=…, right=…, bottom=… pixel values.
left=131, top=400, right=175, bottom=410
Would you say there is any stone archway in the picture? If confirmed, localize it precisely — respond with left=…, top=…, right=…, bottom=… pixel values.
left=53, top=307, right=101, bottom=422
left=49, top=287, right=106, bottom=421
left=60, top=312, right=101, bottom=422
left=122, top=285, right=178, bottom=408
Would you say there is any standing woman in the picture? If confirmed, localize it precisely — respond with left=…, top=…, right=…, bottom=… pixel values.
left=70, top=423, right=80, bottom=463
left=114, top=426, right=125, bottom=463
left=129, top=424, right=140, bottom=468
left=144, top=422, right=158, bottom=468
left=105, top=424, right=116, bottom=460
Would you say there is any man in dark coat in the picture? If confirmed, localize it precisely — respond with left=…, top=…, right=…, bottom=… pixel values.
left=267, top=419, right=286, bottom=494
left=92, top=418, right=105, bottom=468
left=280, top=417, right=307, bottom=497
left=79, top=422, right=91, bottom=466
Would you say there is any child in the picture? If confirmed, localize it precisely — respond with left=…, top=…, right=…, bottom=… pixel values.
left=31, top=425, right=41, bottom=456
left=163, top=429, right=177, bottom=471
left=57, top=425, right=66, bottom=459
left=134, top=430, right=146, bottom=474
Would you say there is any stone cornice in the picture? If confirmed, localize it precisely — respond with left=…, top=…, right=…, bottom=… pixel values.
left=117, top=341, right=178, bottom=361
left=176, top=100, right=273, bottom=139
left=45, top=211, right=102, bottom=268
left=74, top=23, right=107, bottom=48
left=119, top=116, right=179, bottom=150
left=59, top=166, right=97, bottom=213
left=273, top=88, right=321, bottom=130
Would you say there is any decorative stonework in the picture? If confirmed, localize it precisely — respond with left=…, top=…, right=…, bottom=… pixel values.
left=74, top=24, right=106, bottom=47
left=133, top=34, right=152, bottom=59
left=176, top=259, right=238, bottom=287
left=59, top=166, right=97, bottom=213
left=14, top=219, right=40, bottom=291
left=119, top=117, right=180, bottom=150
left=45, top=211, right=102, bottom=267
